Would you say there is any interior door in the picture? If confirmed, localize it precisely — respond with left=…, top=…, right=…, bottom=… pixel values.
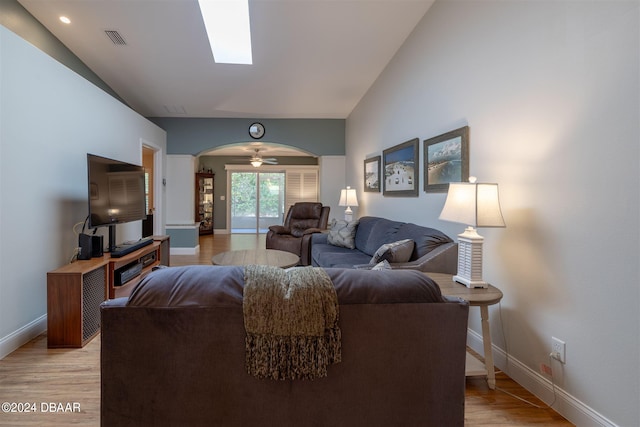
left=141, top=146, right=155, bottom=237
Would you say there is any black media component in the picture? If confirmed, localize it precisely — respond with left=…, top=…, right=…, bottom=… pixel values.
left=78, top=234, right=93, bottom=260
left=109, top=236, right=153, bottom=258
left=114, top=261, right=143, bottom=286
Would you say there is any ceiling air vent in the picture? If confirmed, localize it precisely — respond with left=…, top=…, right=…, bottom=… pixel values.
left=104, top=30, right=126, bottom=46
left=163, top=105, right=187, bottom=115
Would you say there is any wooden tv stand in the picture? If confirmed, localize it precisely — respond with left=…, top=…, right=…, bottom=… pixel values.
left=47, top=235, right=169, bottom=348
left=108, top=241, right=161, bottom=299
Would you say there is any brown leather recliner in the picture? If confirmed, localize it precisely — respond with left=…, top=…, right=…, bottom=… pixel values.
left=266, top=202, right=330, bottom=265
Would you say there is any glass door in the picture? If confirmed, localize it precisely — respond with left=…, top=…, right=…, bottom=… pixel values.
left=258, top=173, right=285, bottom=232
left=230, top=172, right=284, bottom=233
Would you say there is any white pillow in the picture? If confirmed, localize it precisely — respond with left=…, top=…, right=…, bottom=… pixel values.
left=327, top=219, right=359, bottom=249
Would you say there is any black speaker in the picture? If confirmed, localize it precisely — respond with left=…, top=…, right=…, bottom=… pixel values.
left=78, top=234, right=92, bottom=260
left=91, top=235, right=104, bottom=257
left=79, top=234, right=104, bottom=260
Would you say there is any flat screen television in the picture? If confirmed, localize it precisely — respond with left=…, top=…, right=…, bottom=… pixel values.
left=87, top=154, right=146, bottom=250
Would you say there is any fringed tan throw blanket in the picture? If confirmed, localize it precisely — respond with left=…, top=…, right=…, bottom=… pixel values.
left=243, top=265, right=341, bottom=380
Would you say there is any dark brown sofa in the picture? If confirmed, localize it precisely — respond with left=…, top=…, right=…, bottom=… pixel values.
left=266, top=202, right=330, bottom=265
left=101, top=265, right=469, bottom=427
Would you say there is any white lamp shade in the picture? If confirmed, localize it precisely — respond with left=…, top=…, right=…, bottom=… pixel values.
left=338, top=186, right=358, bottom=207
left=439, top=182, right=505, bottom=228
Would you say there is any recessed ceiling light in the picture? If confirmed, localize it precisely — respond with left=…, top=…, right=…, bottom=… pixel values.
left=59, top=16, right=71, bottom=24
left=197, top=0, right=253, bottom=65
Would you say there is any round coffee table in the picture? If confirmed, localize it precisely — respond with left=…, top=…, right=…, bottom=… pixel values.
left=211, top=249, right=299, bottom=268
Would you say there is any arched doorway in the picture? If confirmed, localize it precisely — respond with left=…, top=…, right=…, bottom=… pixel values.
left=198, top=142, right=318, bottom=234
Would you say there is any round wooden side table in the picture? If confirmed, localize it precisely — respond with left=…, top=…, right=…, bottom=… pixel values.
left=426, top=272, right=503, bottom=390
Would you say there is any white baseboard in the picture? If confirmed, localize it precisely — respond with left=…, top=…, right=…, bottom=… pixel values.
left=0, top=315, right=47, bottom=360
left=170, top=245, right=200, bottom=256
left=467, top=329, right=618, bottom=427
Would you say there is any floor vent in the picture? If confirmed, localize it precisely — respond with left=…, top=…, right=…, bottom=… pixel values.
left=105, top=30, right=127, bottom=46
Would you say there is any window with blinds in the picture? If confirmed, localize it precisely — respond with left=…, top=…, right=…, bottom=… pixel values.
left=285, top=169, right=318, bottom=213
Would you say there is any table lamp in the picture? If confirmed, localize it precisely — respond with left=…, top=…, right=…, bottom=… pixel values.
left=439, top=177, right=505, bottom=288
left=339, top=186, right=358, bottom=221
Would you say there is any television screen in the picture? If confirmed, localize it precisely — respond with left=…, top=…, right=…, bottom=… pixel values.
left=87, top=154, right=146, bottom=229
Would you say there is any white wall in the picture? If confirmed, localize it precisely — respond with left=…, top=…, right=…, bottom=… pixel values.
left=318, top=155, right=346, bottom=222
left=0, top=26, right=167, bottom=357
left=166, top=155, right=196, bottom=225
left=346, top=1, right=639, bottom=426
left=164, top=154, right=199, bottom=254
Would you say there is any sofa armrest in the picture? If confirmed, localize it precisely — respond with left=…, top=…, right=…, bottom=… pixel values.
left=443, top=295, right=468, bottom=304
left=311, top=232, right=329, bottom=245
left=353, top=263, right=373, bottom=270
left=389, top=242, right=458, bottom=274
left=101, top=297, right=128, bottom=308
left=268, top=225, right=290, bottom=235
left=301, top=227, right=323, bottom=235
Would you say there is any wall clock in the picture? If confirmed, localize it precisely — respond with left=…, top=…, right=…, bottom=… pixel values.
left=249, top=122, right=265, bottom=139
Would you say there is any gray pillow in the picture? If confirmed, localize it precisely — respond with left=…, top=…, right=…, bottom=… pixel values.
left=371, top=260, right=391, bottom=270
left=354, top=260, right=391, bottom=270
left=370, top=239, right=414, bottom=264
left=327, top=220, right=359, bottom=249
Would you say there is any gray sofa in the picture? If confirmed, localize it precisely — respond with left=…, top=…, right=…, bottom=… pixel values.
left=101, top=265, right=469, bottom=426
left=311, top=216, right=458, bottom=273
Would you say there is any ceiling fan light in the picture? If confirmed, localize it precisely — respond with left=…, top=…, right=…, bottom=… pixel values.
left=251, top=160, right=262, bottom=167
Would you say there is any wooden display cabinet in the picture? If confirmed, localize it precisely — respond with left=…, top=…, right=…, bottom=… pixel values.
left=195, top=173, right=214, bottom=235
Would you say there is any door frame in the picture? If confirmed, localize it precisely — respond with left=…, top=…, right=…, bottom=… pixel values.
left=224, top=164, right=319, bottom=233
left=140, top=138, right=164, bottom=236
left=227, top=169, right=285, bottom=234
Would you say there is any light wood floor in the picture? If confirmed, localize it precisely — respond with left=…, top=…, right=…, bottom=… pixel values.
left=0, top=234, right=572, bottom=426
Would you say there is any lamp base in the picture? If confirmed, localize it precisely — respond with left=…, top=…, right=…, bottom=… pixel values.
left=454, top=227, right=488, bottom=288
left=344, top=206, right=353, bottom=222
left=453, top=275, right=489, bottom=289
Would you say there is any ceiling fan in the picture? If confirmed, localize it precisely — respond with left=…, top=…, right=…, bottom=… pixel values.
left=249, top=149, right=278, bottom=167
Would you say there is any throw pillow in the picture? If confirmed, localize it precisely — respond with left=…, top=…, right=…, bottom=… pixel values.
left=370, top=239, right=414, bottom=264
left=371, top=260, right=391, bottom=270
left=327, top=219, right=359, bottom=249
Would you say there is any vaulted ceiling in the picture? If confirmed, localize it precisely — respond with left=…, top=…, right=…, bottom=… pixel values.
left=18, top=0, right=434, bottom=120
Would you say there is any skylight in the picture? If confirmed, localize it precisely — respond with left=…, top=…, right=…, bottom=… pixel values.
left=198, top=0, right=253, bottom=65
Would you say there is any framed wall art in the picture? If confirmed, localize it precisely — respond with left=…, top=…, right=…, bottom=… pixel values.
left=382, top=138, right=419, bottom=197
left=423, top=126, right=469, bottom=193
left=363, top=156, right=381, bottom=192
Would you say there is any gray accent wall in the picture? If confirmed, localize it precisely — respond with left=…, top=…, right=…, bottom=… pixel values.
left=149, top=117, right=345, bottom=156
left=152, top=118, right=346, bottom=232
left=166, top=227, right=199, bottom=250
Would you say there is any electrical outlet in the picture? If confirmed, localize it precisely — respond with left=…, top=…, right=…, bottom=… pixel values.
left=551, top=337, right=566, bottom=363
